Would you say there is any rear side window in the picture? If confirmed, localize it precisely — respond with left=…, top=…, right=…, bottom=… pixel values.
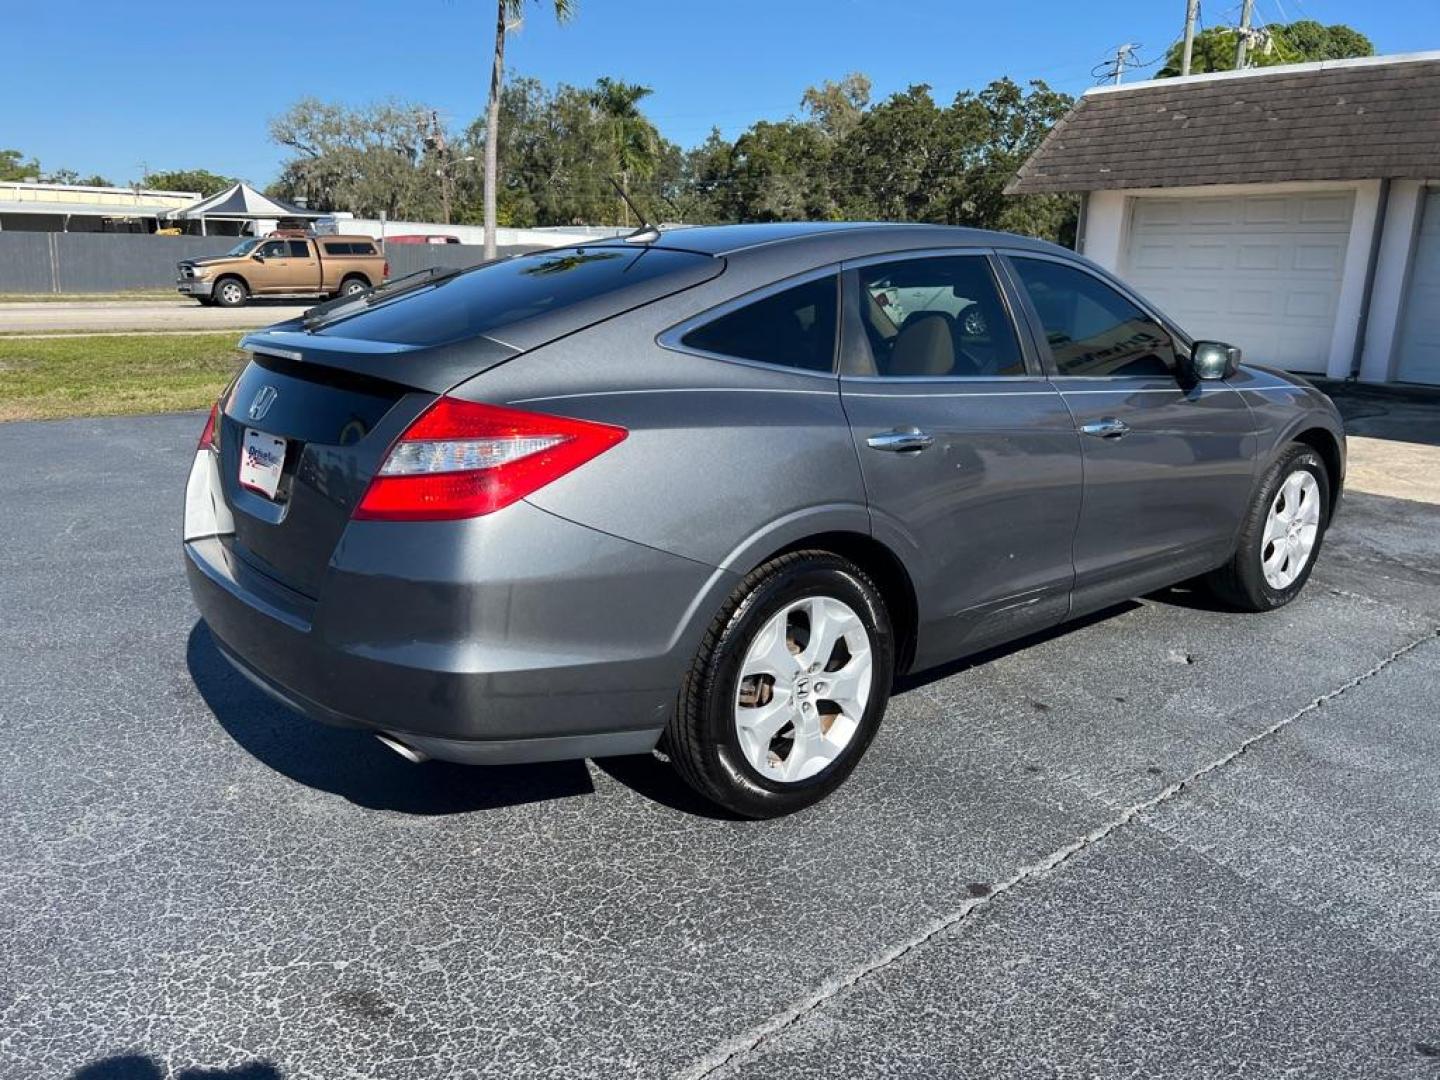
left=854, top=255, right=1024, bottom=378
left=1010, top=257, right=1175, bottom=378
left=287, top=240, right=310, bottom=258
left=680, top=275, right=838, bottom=373
left=316, top=247, right=711, bottom=346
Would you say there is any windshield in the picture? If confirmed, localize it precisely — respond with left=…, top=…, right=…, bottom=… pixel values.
left=314, top=246, right=711, bottom=346
left=225, top=239, right=261, bottom=257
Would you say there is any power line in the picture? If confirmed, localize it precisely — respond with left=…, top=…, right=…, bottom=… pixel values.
left=1091, top=42, right=1164, bottom=86
left=1094, top=42, right=1136, bottom=85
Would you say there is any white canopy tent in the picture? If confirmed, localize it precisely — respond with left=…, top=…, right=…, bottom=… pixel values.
left=164, top=182, right=324, bottom=235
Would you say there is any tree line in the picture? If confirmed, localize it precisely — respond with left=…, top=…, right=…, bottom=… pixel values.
left=266, top=72, right=1081, bottom=245
left=0, top=150, right=236, bottom=197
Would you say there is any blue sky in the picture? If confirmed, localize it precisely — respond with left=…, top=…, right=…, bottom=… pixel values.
left=3, top=0, right=1434, bottom=186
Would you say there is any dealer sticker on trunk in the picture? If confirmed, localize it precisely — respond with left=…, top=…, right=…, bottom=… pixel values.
left=239, top=427, right=287, bottom=500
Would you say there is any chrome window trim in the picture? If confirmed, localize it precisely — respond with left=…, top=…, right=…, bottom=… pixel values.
left=508, top=386, right=839, bottom=405
left=842, top=389, right=1061, bottom=399
left=656, top=264, right=843, bottom=380
left=840, top=374, right=1050, bottom=385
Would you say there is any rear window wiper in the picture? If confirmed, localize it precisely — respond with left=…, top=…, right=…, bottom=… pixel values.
left=303, top=265, right=467, bottom=331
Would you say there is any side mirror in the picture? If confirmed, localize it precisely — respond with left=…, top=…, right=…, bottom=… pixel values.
left=1187, top=340, right=1241, bottom=381
left=251, top=253, right=265, bottom=262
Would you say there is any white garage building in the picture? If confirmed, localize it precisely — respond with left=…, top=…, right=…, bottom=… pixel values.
left=1007, top=52, right=1440, bottom=386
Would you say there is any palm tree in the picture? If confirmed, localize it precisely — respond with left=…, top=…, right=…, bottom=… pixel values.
left=589, top=77, right=657, bottom=225
left=484, top=0, right=575, bottom=258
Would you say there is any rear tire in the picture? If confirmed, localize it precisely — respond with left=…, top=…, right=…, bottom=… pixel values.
left=1205, top=443, right=1330, bottom=612
left=666, top=551, right=894, bottom=818
left=213, top=277, right=248, bottom=308
left=339, top=276, right=370, bottom=298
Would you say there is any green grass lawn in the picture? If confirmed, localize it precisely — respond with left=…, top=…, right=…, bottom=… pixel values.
left=0, top=333, right=246, bottom=421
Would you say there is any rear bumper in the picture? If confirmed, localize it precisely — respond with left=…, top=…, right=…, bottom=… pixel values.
left=184, top=483, right=736, bottom=765
left=209, top=626, right=659, bottom=764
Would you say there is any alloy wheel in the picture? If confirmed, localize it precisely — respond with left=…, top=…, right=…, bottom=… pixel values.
left=733, top=595, right=873, bottom=783
left=1261, top=469, right=1321, bottom=590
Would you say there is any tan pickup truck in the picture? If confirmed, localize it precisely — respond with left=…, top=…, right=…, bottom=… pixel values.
left=176, top=233, right=388, bottom=307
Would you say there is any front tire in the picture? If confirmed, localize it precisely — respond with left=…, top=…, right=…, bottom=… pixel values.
left=1206, top=443, right=1330, bottom=612
left=213, top=277, right=248, bottom=308
left=667, top=551, right=894, bottom=818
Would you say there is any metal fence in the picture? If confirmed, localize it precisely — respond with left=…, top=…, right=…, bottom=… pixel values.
left=385, top=243, right=535, bottom=278
left=0, top=233, right=539, bottom=294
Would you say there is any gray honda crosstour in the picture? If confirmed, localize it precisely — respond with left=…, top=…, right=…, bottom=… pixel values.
left=184, top=222, right=1345, bottom=817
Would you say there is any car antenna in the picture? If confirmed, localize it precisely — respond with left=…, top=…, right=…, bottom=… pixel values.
left=610, top=178, right=661, bottom=244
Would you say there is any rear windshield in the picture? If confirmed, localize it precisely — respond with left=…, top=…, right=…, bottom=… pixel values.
left=315, top=246, right=706, bottom=346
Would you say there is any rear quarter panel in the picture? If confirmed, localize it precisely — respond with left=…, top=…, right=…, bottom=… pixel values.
left=448, top=287, right=870, bottom=573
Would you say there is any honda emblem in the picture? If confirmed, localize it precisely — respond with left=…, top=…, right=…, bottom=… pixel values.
left=248, top=385, right=278, bottom=422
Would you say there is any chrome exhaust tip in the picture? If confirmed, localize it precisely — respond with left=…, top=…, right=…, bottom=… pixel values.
left=376, top=732, right=429, bottom=764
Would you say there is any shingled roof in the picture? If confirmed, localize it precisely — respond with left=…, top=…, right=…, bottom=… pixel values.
left=1007, top=52, right=1440, bottom=195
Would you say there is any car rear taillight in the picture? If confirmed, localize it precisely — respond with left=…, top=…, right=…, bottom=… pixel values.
left=383, top=260, right=390, bottom=279
left=197, top=401, right=220, bottom=452
left=353, top=397, right=627, bottom=522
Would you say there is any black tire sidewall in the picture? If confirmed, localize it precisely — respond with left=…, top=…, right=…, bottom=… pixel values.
left=698, top=560, right=893, bottom=814
left=342, top=278, right=367, bottom=296
left=1240, top=448, right=1330, bottom=609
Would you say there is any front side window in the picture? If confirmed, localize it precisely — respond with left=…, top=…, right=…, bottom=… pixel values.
left=680, top=275, right=838, bottom=373
left=854, top=255, right=1025, bottom=378
left=258, top=240, right=289, bottom=258
left=1009, top=257, right=1175, bottom=378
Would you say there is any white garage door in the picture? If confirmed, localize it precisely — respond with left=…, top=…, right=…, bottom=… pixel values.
left=1395, top=188, right=1440, bottom=386
left=1121, top=192, right=1354, bottom=374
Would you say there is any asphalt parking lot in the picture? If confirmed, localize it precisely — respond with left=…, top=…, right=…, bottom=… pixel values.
left=3, top=395, right=1439, bottom=1079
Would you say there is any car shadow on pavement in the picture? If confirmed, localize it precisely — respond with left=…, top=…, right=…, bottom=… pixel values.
left=72, top=1055, right=279, bottom=1079
left=186, top=622, right=595, bottom=815
left=592, top=753, right=747, bottom=821
left=895, top=600, right=1142, bottom=694
left=1144, top=580, right=1240, bottom=612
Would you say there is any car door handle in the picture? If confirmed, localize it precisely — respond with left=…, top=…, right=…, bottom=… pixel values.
left=867, top=429, right=935, bottom=453
left=1080, top=418, right=1130, bottom=439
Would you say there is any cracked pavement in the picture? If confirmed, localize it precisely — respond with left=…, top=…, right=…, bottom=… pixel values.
left=2, top=408, right=1439, bottom=1079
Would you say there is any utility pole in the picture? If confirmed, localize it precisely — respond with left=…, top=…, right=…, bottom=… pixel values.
left=1235, top=0, right=1256, bottom=69
left=1181, top=0, right=1199, bottom=75
left=426, top=109, right=453, bottom=226
left=1111, top=42, right=1137, bottom=84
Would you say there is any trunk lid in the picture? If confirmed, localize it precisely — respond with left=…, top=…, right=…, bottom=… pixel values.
left=217, top=348, right=449, bottom=598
